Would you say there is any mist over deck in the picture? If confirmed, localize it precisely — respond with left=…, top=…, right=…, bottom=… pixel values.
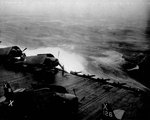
left=0, top=1, right=150, bottom=119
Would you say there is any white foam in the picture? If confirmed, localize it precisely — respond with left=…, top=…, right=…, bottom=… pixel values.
left=25, top=47, right=87, bottom=73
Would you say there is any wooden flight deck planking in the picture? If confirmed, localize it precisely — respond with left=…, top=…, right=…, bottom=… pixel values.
left=0, top=65, right=150, bottom=120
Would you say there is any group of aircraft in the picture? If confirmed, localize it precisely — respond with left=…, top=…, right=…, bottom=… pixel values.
left=0, top=45, right=125, bottom=120
left=0, top=45, right=65, bottom=73
left=0, top=45, right=77, bottom=119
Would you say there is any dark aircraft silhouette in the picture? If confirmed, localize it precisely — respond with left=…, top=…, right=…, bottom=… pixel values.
left=0, top=82, right=78, bottom=120
left=0, top=46, right=26, bottom=65
left=122, top=53, right=149, bottom=72
left=21, top=53, right=64, bottom=72
left=0, top=46, right=64, bottom=73
left=122, top=53, right=150, bottom=87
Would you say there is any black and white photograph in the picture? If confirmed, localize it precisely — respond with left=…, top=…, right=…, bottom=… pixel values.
left=0, top=0, right=150, bottom=120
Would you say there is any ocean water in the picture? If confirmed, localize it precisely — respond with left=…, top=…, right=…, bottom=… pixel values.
left=0, top=18, right=149, bottom=89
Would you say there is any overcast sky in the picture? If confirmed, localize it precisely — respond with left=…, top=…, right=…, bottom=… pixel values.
left=0, top=0, right=149, bottom=27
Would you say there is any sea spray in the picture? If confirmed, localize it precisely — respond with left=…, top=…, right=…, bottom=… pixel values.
left=25, top=47, right=88, bottom=73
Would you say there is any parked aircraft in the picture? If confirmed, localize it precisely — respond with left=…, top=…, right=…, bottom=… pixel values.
left=0, top=46, right=26, bottom=65
left=0, top=82, right=78, bottom=120
left=21, top=53, right=64, bottom=72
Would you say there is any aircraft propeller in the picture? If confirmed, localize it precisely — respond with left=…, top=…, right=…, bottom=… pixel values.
left=22, top=48, right=27, bottom=53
